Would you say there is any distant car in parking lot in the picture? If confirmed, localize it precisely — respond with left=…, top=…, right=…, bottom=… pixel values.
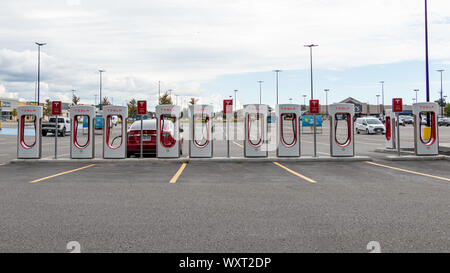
left=42, top=117, right=71, bottom=136
left=438, top=116, right=450, bottom=126
left=355, top=117, right=386, bottom=135
left=127, top=119, right=183, bottom=157
left=399, top=115, right=414, bottom=125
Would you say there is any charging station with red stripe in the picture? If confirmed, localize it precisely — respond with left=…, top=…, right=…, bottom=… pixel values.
left=70, top=105, right=95, bottom=159
left=156, top=105, right=182, bottom=158
left=385, top=110, right=396, bottom=149
left=103, top=105, right=128, bottom=159
left=189, top=104, right=213, bottom=158
left=276, top=104, right=301, bottom=157
left=413, top=102, right=439, bottom=156
left=17, top=106, right=43, bottom=159
left=244, top=104, right=268, bottom=158
left=329, top=103, right=355, bottom=157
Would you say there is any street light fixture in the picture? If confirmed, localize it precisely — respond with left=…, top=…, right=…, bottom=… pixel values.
left=98, top=69, right=106, bottom=110
left=324, top=89, right=330, bottom=115
left=437, top=69, right=445, bottom=116
left=304, top=44, right=319, bottom=100
left=414, top=89, right=420, bottom=103
left=376, top=95, right=381, bottom=115
left=234, top=90, right=238, bottom=112
left=379, top=81, right=385, bottom=115
left=302, top=94, right=307, bottom=110
left=257, top=81, right=264, bottom=104
left=273, top=70, right=282, bottom=105
left=35, top=42, right=46, bottom=105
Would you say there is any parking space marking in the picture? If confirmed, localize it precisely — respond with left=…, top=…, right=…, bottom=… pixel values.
left=170, top=163, right=188, bottom=183
left=29, top=164, right=96, bottom=184
left=233, top=141, right=243, bottom=148
left=273, top=162, right=317, bottom=183
left=366, top=161, right=450, bottom=182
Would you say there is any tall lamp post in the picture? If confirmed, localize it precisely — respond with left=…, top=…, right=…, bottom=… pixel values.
left=379, top=81, right=385, bottom=116
left=304, top=44, right=319, bottom=100
left=324, top=89, right=330, bottom=115
left=98, top=69, right=106, bottom=110
left=302, top=94, right=307, bottom=110
left=257, top=81, right=264, bottom=104
left=414, top=89, right=420, bottom=103
left=234, top=90, right=238, bottom=112
left=437, top=69, right=445, bottom=116
left=273, top=70, right=282, bottom=105
left=35, top=42, right=46, bottom=105
left=376, top=95, right=381, bottom=115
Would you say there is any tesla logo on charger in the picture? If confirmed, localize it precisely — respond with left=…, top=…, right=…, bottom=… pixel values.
left=419, top=105, right=435, bottom=110
left=52, top=101, right=62, bottom=116
left=393, top=98, right=403, bottom=113
left=107, top=108, right=122, bottom=113
left=309, top=100, right=319, bottom=114
left=137, top=101, right=147, bottom=115
left=74, top=109, right=90, bottom=113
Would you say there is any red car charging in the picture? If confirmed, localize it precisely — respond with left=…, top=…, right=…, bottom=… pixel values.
left=127, top=119, right=183, bottom=157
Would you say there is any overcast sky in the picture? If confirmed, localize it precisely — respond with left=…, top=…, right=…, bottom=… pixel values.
left=0, top=0, right=449, bottom=110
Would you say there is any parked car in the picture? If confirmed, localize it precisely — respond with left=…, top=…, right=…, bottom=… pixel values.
left=438, top=116, right=450, bottom=126
left=127, top=119, right=183, bottom=157
left=42, top=117, right=71, bottom=136
left=355, top=117, right=386, bottom=135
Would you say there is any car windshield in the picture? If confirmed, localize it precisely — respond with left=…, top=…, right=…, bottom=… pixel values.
left=49, top=118, right=65, bottom=123
left=366, top=119, right=382, bottom=125
left=130, top=119, right=157, bottom=131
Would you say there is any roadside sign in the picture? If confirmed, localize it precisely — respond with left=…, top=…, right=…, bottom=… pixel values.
left=137, top=100, right=147, bottom=115
left=309, top=100, right=320, bottom=114
left=393, top=98, right=403, bottom=113
left=52, top=101, right=62, bottom=116
left=223, top=100, right=233, bottom=114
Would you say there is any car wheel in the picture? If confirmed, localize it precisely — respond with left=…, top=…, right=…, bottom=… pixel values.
left=61, top=128, right=66, bottom=137
left=356, top=129, right=360, bottom=134
left=366, top=129, right=369, bottom=135
left=42, top=131, right=47, bottom=136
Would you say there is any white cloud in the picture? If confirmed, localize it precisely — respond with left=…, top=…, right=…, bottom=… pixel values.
left=0, top=0, right=449, bottom=103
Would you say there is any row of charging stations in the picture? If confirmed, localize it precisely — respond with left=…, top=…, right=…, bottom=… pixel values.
left=16, top=102, right=441, bottom=159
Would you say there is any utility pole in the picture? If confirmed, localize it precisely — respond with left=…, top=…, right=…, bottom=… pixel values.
left=99, top=69, right=106, bottom=110
left=305, top=44, right=318, bottom=157
left=273, top=70, right=282, bottom=105
left=437, top=70, right=445, bottom=116
left=35, top=42, right=46, bottom=105
left=258, top=81, right=264, bottom=104
left=324, top=89, right=330, bottom=115
left=379, top=81, right=385, bottom=116
left=414, top=89, right=420, bottom=103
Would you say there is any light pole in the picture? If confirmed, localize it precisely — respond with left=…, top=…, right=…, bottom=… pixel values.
left=158, top=81, right=161, bottom=105
left=376, top=95, right=381, bottom=115
left=98, top=69, right=106, bottom=110
left=324, top=89, right=330, bottom=115
left=257, top=81, right=263, bottom=104
left=35, top=42, right=46, bottom=105
left=302, top=94, right=307, bottom=110
left=289, top=98, right=293, bottom=104
left=414, top=89, right=420, bottom=103
left=273, top=70, right=282, bottom=105
left=437, top=69, right=445, bottom=116
left=304, top=44, right=318, bottom=100
left=94, top=94, right=98, bottom=106
left=379, top=81, right=385, bottom=115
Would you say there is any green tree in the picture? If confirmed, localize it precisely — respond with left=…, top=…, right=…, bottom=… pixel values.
left=159, top=92, right=173, bottom=105
left=444, top=104, right=450, bottom=117
left=72, top=94, right=80, bottom=106
left=43, top=99, right=52, bottom=118
left=127, top=99, right=137, bottom=118
left=102, top=97, right=111, bottom=106
left=189, top=98, right=198, bottom=105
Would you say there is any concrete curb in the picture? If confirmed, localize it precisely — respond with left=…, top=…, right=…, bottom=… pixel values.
left=10, top=156, right=373, bottom=164
left=384, top=155, right=447, bottom=161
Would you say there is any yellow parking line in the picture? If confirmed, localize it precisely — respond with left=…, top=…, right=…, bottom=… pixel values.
left=30, top=164, right=96, bottom=184
left=366, top=161, right=450, bottom=182
left=273, top=162, right=317, bottom=183
left=233, top=141, right=244, bottom=148
left=170, top=163, right=188, bottom=183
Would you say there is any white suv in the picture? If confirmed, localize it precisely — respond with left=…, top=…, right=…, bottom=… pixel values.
left=355, top=117, right=386, bottom=135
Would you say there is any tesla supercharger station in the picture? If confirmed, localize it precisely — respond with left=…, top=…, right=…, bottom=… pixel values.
left=413, top=102, right=439, bottom=156
left=17, top=106, right=43, bottom=159
left=103, top=105, right=128, bottom=159
left=329, top=103, right=355, bottom=157
left=70, top=105, right=95, bottom=159
left=385, top=110, right=396, bottom=149
left=156, top=105, right=182, bottom=158
left=244, top=104, right=268, bottom=158
left=276, top=104, right=301, bottom=157
left=189, top=104, right=213, bottom=158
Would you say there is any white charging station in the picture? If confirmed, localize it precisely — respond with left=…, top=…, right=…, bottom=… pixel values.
left=103, top=105, right=128, bottom=159
left=70, top=105, right=95, bottom=159
left=244, top=104, right=268, bottom=158
left=329, top=103, right=355, bottom=157
left=276, top=104, right=301, bottom=157
left=189, top=104, right=213, bottom=158
left=156, top=105, right=182, bottom=158
left=385, top=110, right=396, bottom=149
left=413, top=102, right=439, bottom=156
left=17, top=106, right=43, bottom=159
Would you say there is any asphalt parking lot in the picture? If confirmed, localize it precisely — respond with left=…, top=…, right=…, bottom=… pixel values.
left=1, top=122, right=450, bottom=252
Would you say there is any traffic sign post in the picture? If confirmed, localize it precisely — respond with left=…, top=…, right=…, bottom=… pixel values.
left=310, top=100, right=320, bottom=157
left=393, top=98, right=403, bottom=157
left=52, top=101, right=62, bottom=159
left=224, top=100, right=233, bottom=158
left=137, top=101, right=147, bottom=158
